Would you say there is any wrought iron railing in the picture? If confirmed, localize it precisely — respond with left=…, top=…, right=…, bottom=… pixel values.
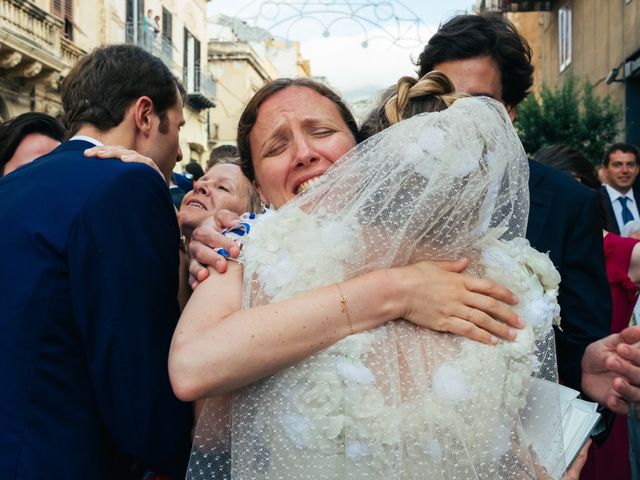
left=183, top=66, right=216, bottom=109
left=183, top=66, right=216, bottom=97
left=125, top=21, right=215, bottom=109
left=125, top=21, right=181, bottom=75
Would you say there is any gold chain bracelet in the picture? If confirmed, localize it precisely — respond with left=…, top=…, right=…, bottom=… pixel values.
left=335, top=283, right=354, bottom=335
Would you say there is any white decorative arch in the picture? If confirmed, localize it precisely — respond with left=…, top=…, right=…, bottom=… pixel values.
left=225, top=0, right=432, bottom=49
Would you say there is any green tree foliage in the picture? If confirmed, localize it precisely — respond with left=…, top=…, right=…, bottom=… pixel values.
left=515, top=75, right=622, bottom=164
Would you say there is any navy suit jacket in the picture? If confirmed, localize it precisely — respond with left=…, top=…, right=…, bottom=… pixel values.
left=0, top=141, right=193, bottom=479
left=527, top=160, right=612, bottom=390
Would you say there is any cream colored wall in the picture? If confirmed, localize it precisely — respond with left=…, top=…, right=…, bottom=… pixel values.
left=2, top=0, right=218, bottom=169
left=209, top=56, right=272, bottom=145
left=507, top=11, right=543, bottom=99
left=72, top=0, right=102, bottom=50
left=537, top=0, right=639, bottom=107
left=143, top=0, right=208, bottom=71
left=108, top=1, right=127, bottom=45
left=265, top=39, right=312, bottom=79
left=180, top=108, right=209, bottom=165
left=207, top=33, right=312, bottom=148
left=30, top=0, right=49, bottom=11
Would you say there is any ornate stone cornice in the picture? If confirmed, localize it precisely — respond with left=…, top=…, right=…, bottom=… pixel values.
left=0, top=0, right=76, bottom=75
left=4, top=60, right=43, bottom=78
left=0, top=50, right=22, bottom=68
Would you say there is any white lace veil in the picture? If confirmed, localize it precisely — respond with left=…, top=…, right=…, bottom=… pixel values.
left=188, top=97, right=565, bottom=479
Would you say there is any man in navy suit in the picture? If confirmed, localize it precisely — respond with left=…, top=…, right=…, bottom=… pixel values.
left=600, top=143, right=640, bottom=235
left=416, top=13, right=640, bottom=414
left=0, top=45, right=192, bottom=478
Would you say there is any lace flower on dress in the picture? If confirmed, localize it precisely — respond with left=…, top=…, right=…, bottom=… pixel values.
left=243, top=207, right=361, bottom=302
left=481, top=237, right=561, bottom=331
left=189, top=97, right=566, bottom=480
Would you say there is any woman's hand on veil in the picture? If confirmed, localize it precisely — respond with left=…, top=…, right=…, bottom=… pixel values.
left=393, top=258, right=523, bottom=345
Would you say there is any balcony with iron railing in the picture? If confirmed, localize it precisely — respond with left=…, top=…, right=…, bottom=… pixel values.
left=125, top=21, right=216, bottom=110
left=125, top=21, right=182, bottom=76
left=183, top=66, right=216, bottom=110
left=0, top=0, right=61, bottom=57
left=0, top=0, right=76, bottom=82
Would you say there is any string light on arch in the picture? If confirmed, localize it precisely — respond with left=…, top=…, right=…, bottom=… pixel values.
left=230, top=0, right=434, bottom=49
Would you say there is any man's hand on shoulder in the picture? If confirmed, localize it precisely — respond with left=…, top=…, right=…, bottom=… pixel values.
left=581, top=326, right=640, bottom=414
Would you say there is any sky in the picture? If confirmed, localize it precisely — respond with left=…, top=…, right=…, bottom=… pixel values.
left=207, top=1, right=475, bottom=101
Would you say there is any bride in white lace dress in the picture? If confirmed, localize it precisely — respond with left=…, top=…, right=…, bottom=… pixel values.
left=170, top=74, right=571, bottom=479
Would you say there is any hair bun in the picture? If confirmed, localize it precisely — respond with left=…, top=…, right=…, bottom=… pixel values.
left=384, top=71, right=458, bottom=125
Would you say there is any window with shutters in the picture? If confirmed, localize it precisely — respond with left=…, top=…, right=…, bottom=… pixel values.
left=125, top=0, right=145, bottom=45
left=162, top=8, right=172, bottom=43
left=558, top=2, right=572, bottom=72
left=51, top=0, right=74, bottom=41
left=183, top=28, right=201, bottom=92
left=162, top=7, right=173, bottom=58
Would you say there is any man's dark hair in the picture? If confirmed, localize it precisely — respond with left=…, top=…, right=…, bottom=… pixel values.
left=602, top=142, right=640, bottom=166
left=0, top=112, right=64, bottom=175
left=534, top=145, right=600, bottom=189
left=207, top=144, right=239, bottom=169
left=61, top=44, right=183, bottom=137
left=184, top=161, right=205, bottom=180
left=534, top=144, right=613, bottom=230
left=416, top=13, right=533, bottom=107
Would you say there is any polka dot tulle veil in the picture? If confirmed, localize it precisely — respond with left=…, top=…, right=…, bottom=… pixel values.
left=188, top=97, right=566, bottom=479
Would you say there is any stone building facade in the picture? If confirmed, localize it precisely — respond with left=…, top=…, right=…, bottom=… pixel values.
left=478, top=0, right=640, bottom=144
left=0, top=0, right=216, bottom=168
left=207, top=14, right=311, bottom=148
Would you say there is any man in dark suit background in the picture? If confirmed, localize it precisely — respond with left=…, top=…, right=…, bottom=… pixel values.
left=0, top=45, right=192, bottom=479
left=600, top=143, right=640, bottom=235
left=417, top=13, right=640, bottom=415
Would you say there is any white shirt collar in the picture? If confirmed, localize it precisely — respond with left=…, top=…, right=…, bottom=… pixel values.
left=605, top=184, right=636, bottom=203
left=68, top=135, right=103, bottom=147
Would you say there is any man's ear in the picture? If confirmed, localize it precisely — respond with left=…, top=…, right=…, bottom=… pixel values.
left=506, top=104, right=517, bottom=123
left=132, top=96, right=155, bottom=136
left=598, top=164, right=609, bottom=184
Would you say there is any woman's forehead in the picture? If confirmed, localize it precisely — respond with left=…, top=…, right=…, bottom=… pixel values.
left=205, top=163, right=246, bottom=183
left=257, top=86, right=343, bottom=123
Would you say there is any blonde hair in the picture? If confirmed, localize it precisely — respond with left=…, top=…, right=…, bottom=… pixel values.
left=360, top=71, right=463, bottom=139
left=384, top=71, right=460, bottom=124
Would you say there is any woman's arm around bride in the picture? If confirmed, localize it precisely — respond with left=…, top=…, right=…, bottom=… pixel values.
left=168, top=78, right=522, bottom=402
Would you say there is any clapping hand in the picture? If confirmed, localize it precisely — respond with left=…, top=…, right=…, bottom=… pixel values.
left=582, top=325, right=640, bottom=414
